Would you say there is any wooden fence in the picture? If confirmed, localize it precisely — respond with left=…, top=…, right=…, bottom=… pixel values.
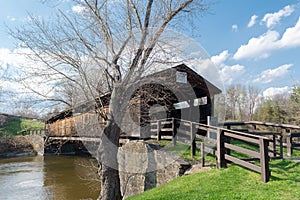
left=287, top=133, right=300, bottom=156
left=28, top=130, right=45, bottom=136
left=223, top=121, right=300, bottom=157
left=150, top=118, right=271, bottom=183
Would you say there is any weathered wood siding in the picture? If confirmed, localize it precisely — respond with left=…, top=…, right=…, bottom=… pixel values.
left=46, top=107, right=109, bottom=137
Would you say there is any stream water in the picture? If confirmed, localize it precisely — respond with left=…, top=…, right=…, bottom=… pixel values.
left=0, top=156, right=100, bottom=200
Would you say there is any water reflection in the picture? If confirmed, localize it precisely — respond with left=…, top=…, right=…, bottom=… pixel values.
left=0, top=156, right=100, bottom=200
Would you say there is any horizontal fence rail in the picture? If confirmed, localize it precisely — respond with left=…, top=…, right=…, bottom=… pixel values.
left=287, top=133, right=300, bottom=156
left=151, top=118, right=271, bottom=183
left=223, top=121, right=300, bottom=157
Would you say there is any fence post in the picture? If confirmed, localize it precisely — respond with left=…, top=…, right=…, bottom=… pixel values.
left=216, top=129, right=226, bottom=168
left=190, top=122, right=196, bottom=157
left=279, top=134, right=283, bottom=158
left=286, top=133, right=292, bottom=157
left=157, top=120, right=161, bottom=141
left=200, top=142, right=205, bottom=167
left=260, top=138, right=270, bottom=183
left=272, top=134, right=276, bottom=158
left=172, top=118, right=177, bottom=146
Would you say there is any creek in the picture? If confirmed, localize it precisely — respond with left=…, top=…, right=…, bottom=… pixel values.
left=0, top=156, right=100, bottom=200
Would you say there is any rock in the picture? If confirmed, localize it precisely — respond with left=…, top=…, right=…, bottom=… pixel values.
left=26, top=134, right=44, bottom=155
left=184, top=164, right=211, bottom=175
left=118, top=141, right=191, bottom=199
left=0, top=114, right=8, bottom=126
left=0, top=135, right=39, bottom=158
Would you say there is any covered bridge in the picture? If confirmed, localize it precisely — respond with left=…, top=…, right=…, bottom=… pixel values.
left=45, top=64, right=221, bottom=140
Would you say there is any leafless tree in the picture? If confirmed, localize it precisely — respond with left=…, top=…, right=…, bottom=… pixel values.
left=10, top=0, right=209, bottom=199
left=247, top=85, right=260, bottom=121
left=226, top=85, right=239, bottom=120
left=236, top=84, right=246, bottom=121
left=224, top=84, right=260, bottom=121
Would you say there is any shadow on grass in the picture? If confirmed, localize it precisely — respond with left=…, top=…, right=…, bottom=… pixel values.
left=270, top=159, right=300, bottom=182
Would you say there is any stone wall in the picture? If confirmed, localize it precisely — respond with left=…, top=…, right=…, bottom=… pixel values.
left=118, top=141, right=190, bottom=199
left=0, top=114, right=8, bottom=126
left=26, top=134, right=44, bottom=155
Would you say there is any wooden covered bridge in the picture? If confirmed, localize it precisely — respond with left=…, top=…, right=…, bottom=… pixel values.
left=44, top=64, right=300, bottom=183
left=44, top=64, right=221, bottom=151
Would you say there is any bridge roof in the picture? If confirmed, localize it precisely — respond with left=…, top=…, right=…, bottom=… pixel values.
left=46, top=64, right=221, bottom=124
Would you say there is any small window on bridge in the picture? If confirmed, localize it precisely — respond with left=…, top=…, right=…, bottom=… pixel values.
left=176, top=71, right=187, bottom=83
left=173, top=101, right=190, bottom=109
left=194, top=96, right=207, bottom=106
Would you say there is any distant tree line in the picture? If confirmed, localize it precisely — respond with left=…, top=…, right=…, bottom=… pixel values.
left=216, top=84, right=300, bottom=125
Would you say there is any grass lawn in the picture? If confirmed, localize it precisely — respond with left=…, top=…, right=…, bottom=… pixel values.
left=0, top=118, right=44, bottom=136
left=128, top=140, right=300, bottom=200
left=128, top=159, right=300, bottom=200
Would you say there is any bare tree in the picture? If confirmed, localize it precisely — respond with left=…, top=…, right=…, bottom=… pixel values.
left=10, top=0, right=209, bottom=199
left=236, top=84, right=246, bottom=121
left=225, top=85, right=239, bottom=120
left=247, top=85, right=260, bottom=121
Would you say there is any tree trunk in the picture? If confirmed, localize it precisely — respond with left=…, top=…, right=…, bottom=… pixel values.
left=98, top=118, right=122, bottom=200
left=97, top=85, right=126, bottom=200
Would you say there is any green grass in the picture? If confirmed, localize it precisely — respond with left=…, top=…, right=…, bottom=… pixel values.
left=0, top=118, right=44, bottom=136
left=128, top=139, right=300, bottom=200
left=128, top=159, right=300, bottom=200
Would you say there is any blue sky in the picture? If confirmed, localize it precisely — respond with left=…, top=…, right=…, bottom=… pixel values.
left=1, top=0, right=300, bottom=113
left=197, top=0, right=300, bottom=97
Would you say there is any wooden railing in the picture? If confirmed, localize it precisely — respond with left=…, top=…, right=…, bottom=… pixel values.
left=248, top=130, right=283, bottom=159
left=28, top=130, right=45, bottom=136
left=286, top=133, right=300, bottom=156
left=150, top=118, right=271, bottom=183
left=220, top=129, right=270, bottom=182
left=223, top=121, right=300, bottom=157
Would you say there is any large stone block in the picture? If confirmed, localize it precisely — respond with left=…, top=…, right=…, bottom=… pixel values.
left=118, top=141, right=190, bottom=199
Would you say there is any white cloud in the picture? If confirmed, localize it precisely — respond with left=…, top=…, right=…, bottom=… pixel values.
left=233, top=31, right=280, bottom=60
left=248, top=15, right=258, bottom=28
left=0, top=47, right=59, bottom=97
left=187, top=58, right=223, bottom=89
left=0, top=48, right=36, bottom=70
left=72, top=5, right=86, bottom=14
left=7, top=16, right=16, bottom=21
left=219, top=64, right=245, bottom=84
left=232, top=24, right=238, bottom=32
left=261, top=5, right=295, bottom=28
left=234, top=17, right=300, bottom=60
left=211, top=50, right=230, bottom=66
left=280, top=17, right=300, bottom=47
left=253, top=64, right=292, bottom=84
left=0, top=48, right=12, bottom=70
left=263, top=86, right=290, bottom=98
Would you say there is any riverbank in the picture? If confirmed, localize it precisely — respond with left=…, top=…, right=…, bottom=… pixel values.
left=0, top=136, right=38, bottom=158
left=128, top=159, right=300, bottom=200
